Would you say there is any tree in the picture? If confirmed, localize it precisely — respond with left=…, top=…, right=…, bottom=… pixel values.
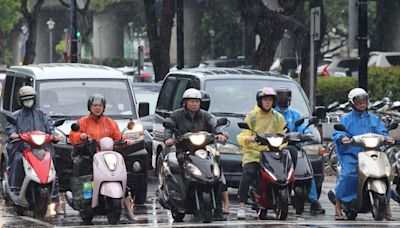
left=0, top=0, right=21, bottom=64
left=20, top=0, right=44, bottom=65
left=237, top=0, right=326, bottom=102
left=143, top=0, right=175, bottom=82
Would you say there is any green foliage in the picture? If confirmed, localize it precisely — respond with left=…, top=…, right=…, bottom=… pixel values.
left=0, top=0, right=21, bottom=33
left=90, top=0, right=121, bottom=13
left=55, top=40, right=67, bottom=56
left=316, top=67, right=400, bottom=106
left=80, top=58, right=133, bottom=67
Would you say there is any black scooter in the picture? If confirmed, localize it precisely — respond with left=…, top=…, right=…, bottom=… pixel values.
left=157, top=118, right=227, bottom=223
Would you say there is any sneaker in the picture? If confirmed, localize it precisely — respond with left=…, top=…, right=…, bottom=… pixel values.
left=310, top=201, right=325, bottom=215
left=213, top=209, right=227, bottom=221
left=237, top=207, right=246, bottom=219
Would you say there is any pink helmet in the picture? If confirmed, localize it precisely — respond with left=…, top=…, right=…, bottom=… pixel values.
left=256, top=87, right=277, bottom=110
left=99, top=137, right=114, bottom=151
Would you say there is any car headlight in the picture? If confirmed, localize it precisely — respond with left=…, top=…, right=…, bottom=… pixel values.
left=103, top=153, right=117, bottom=171
left=267, top=136, right=284, bottom=148
left=31, top=134, right=46, bottom=146
left=213, top=163, right=220, bottom=177
left=187, top=163, right=202, bottom=176
left=189, top=134, right=206, bottom=146
left=219, top=143, right=240, bottom=154
left=361, top=136, right=380, bottom=148
left=123, top=123, right=145, bottom=141
left=194, top=149, right=208, bottom=159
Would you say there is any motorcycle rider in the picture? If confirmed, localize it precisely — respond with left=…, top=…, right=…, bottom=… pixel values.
left=69, top=94, right=135, bottom=220
left=332, top=88, right=393, bottom=220
left=275, top=88, right=325, bottom=215
left=6, top=86, right=62, bottom=215
left=236, top=86, right=288, bottom=219
left=164, top=88, right=229, bottom=221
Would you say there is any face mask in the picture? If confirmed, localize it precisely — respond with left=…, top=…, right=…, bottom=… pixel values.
left=22, top=99, right=34, bottom=108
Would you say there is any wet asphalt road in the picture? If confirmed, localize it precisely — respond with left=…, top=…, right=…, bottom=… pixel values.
left=2, top=171, right=400, bottom=227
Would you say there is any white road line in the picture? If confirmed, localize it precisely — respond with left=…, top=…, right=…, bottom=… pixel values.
left=20, top=216, right=54, bottom=227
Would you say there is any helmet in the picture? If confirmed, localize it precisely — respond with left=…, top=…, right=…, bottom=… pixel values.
left=276, top=88, right=292, bottom=108
left=256, top=87, right=277, bottom=110
left=87, top=94, right=106, bottom=111
left=199, top=90, right=211, bottom=111
left=99, top=137, right=114, bottom=151
left=18, top=86, right=37, bottom=108
left=182, top=88, right=202, bottom=100
left=348, top=88, right=369, bottom=105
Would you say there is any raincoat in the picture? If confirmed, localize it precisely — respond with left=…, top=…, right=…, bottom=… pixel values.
left=6, top=107, right=57, bottom=190
left=332, top=109, right=388, bottom=203
left=237, top=105, right=287, bottom=166
left=69, top=114, right=123, bottom=146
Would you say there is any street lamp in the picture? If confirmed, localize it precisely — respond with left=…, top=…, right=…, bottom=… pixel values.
left=209, top=28, right=215, bottom=59
left=47, top=18, right=55, bottom=63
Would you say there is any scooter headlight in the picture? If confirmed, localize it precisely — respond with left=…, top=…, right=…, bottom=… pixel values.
left=189, top=134, right=206, bottom=146
left=213, top=163, right=220, bottom=177
left=361, top=136, right=380, bottom=148
left=31, top=134, right=46, bottom=146
left=187, top=163, right=202, bottom=176
left=103, top=153, right=117, bottom=171
left=267, top=136, right=284, bottom=148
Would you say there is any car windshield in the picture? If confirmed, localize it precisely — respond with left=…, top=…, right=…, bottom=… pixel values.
left=134, top=87, right=159, bottom=114
left=37, top=79, right=135, bottom=117
left=205, top=79, right=310, bottom=117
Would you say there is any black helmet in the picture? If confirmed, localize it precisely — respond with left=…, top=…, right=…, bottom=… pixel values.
left=276, top=88, right=292, bottom=108
left=18, top=86, right=37, bottom=107
left=87, top=94, right=106, bottom=111
left=199, top=90, right=211, bottom=111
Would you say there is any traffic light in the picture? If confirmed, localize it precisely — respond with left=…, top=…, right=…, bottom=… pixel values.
left=76, top=31, right=81, bottom=37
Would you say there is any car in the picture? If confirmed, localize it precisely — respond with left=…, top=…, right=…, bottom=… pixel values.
left=0, top=63, right=150, bottom=204
left=132, top=82, right=162, bottom=167
left=117, top=62, right=155, bottom=82
left=270, top=57, right=301, bottom=75
left=295, top=59, right=332, bottom=77
left=198, top=57, right=247, bottom=68
left=152, top=68, right=325, bottom=196
left=368, top=51, right=400, bottom=67
left=325, top=57, right=359, bottom=77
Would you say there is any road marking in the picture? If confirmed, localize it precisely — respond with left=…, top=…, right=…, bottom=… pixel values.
left=20, top=216, right=54, bottom=227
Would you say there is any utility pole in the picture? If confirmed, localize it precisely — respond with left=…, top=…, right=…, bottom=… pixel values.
left=310, top=6, right=321, bottom=110
left=176, top=0, right=184, bottom=69
left=358, top=0, right=368, bottom=91
left=70, top=0, right=78, bottom=63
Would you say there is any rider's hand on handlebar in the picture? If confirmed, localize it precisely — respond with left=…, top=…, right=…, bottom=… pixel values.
left=165, top=138, right=174, bottom=146
left=124, top=138, right=134, bottom=145
left=386, top=136, right=394, bottom=143
left=10, top=133, right=19, bottom=140
left=245, top=136, right=256, bottom=143
left=216, top=134, right=227, bottom=143
left=342, top=136, right=352, bottom=145
left=52, top=136, right=61, bottom=142
left=80, top=133, right=88, bottom=140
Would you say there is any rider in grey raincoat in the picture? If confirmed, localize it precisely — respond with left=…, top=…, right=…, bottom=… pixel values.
left=332, top=88, right=391, bottom=219
left=6, top=86, right=61, bottom=210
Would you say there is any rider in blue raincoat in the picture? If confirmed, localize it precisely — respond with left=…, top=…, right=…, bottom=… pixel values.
left=275, top=88, right=325, bottom=215
left=332, top=88, right=392, bottom=220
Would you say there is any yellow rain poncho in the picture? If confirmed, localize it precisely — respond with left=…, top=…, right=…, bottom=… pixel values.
left=237, top=105, right=287, bottom=166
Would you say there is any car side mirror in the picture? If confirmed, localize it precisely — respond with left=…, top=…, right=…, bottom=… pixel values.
left=71, top=123, right=80, bottom=132
left=309, top=116, right=319, bottom=125
left=138, top=102, right=149, bottom=117
left=313, top=106, right=327, bottom=120
left=388, top=122, right=398, bottom=131
left=163, top=120, right=176, bottom=129
left=334, top=124, right=346, bottom=131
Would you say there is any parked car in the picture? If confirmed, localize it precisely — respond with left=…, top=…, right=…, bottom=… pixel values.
left=152, top=68, right=325, bottom=197
left=325, top=57, right=359, bottom=77
left=132, top=82, right=162, bottom=167
left=270, top=57, right=301, bottom=75
left=0, top=64, right=149, bottom=204
left=198, top=57, right=247, bottom=68
left=295, top=59, right=332, bottom=77
left=117, top=62, right=155, bottom=82
left=368, top=51, right=400, bottom=67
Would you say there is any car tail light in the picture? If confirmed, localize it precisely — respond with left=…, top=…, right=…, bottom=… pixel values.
left=322, top=64, right=330, bottom=77
left=141, top=72, right=151, bottom=78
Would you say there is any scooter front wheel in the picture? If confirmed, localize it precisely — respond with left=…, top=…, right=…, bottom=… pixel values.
left=105, top=197, right=122, bottom=224
left=172, top=210, right=185, bottom=222
left=371, top=192, right=386, bottom=221
left=276, top=189, right=289, bottom=220
left=293, top=186, right=305, bottom=215
left=32, top=184, right=51, bottom=218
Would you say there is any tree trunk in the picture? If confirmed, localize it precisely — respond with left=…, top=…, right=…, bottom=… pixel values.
left=144, top=0, right=175, bottom=82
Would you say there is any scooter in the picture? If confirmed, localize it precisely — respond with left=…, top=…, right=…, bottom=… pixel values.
left=1, top=114, right=64, bottom=218
left=328, top=122, right=397, bottom=221
left=237, top=122, right=294, bottom=220
left=66, top=124, right=127, bottom=225
left=157, top=118, right=227, bottom=223
left=289, top=118, right=318, bottom=215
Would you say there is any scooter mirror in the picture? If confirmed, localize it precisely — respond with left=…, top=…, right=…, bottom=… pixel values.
left=294, top=118, right=305, bottom=127
left=71, top=123, right=80, bottom=132
left=216, top=117, right=228, bottom=127
left=163, top=120, right=176, bottom=129
left=388, top=122, right=398, bottom=131
left=238, top=122, right=250, bottom=130
left=334, top=124, right=346, bottom=131
left=53, top=118, right=66, bottom=127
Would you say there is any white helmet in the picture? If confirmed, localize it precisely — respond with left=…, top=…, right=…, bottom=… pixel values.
left=348, top=88, right=369, bottom=105
left=182, top=88, right=202, bottom=100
